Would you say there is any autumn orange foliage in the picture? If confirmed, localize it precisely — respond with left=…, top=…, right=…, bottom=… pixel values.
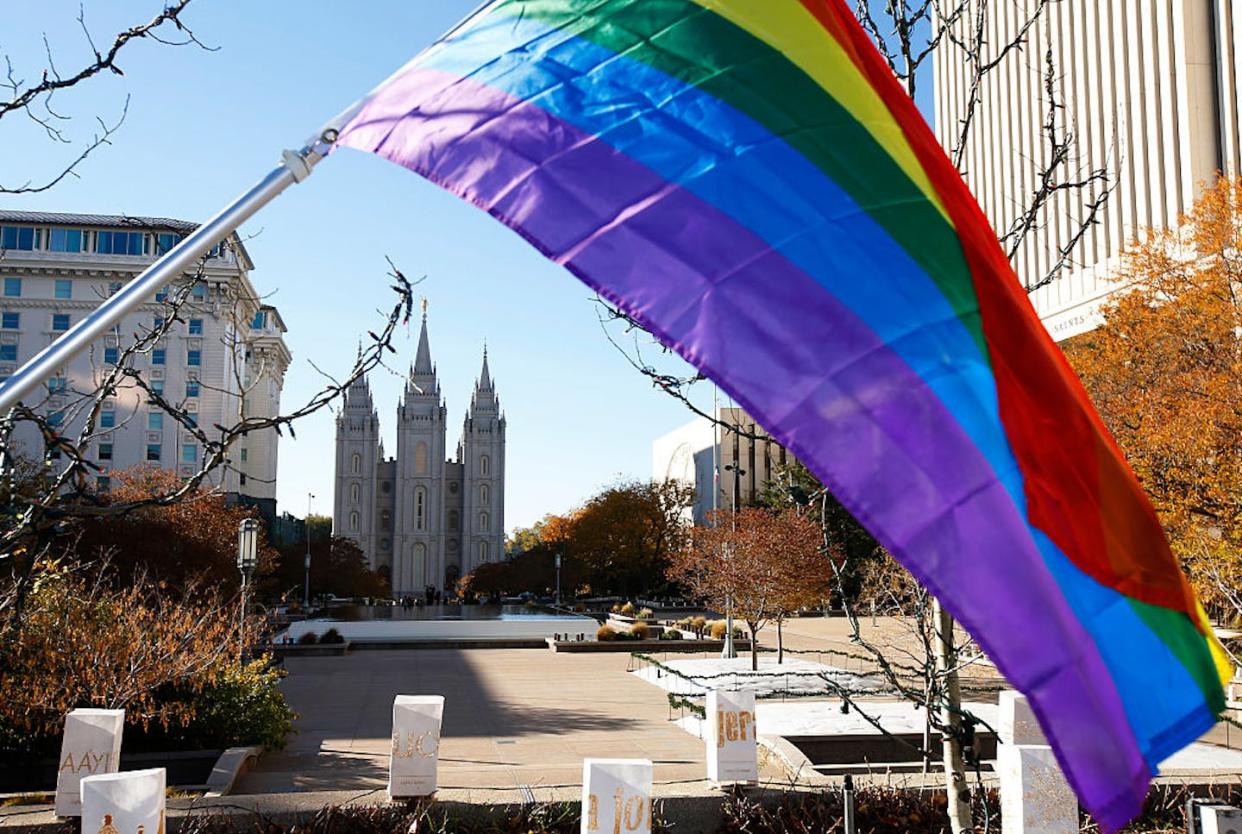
left=668, top=507, right=830, bottom=668
left=1065, top=176, right=1242, bottom=623
left=0, top=564, right=247, bottom=739
left=67, top=467, right=277, bottom=593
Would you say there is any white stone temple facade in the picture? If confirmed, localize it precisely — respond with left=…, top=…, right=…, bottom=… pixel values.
left=333, top=309, right=505, bottom=594
left=933, top=1, right=1242, bottom=340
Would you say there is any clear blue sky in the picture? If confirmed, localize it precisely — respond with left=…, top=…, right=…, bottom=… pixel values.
left=3, top=2, right=932, bottom=533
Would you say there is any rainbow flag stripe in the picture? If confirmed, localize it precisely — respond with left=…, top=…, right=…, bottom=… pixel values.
left=331, top=1, right=1231, bottom=826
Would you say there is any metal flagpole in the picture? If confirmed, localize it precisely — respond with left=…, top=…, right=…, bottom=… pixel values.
left=0, top=131, right=337, bottom=413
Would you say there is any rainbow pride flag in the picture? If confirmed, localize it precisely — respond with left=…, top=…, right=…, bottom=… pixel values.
left=327, top=1, right=1231, bottom=826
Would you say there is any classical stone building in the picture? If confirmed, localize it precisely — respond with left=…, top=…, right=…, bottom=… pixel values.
left=933, top=1, right=1242, bottom=340
left=333, top=309, right=505, bottom=593
left=0, top=210, right=290, bottom=518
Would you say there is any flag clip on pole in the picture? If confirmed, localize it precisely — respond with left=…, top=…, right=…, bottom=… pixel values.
left=0, top=130, right=338, bottom=414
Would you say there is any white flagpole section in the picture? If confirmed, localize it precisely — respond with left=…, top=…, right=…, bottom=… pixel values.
left=0, top=132, right=337, bottom=413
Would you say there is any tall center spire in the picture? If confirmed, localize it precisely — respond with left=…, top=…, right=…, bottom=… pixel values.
left=413, top=299, right=434, bottom=377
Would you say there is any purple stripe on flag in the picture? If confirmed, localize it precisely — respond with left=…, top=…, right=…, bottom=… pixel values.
left=336, top=66, right=1150, bottom=814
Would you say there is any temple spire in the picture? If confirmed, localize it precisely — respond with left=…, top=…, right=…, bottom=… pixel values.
left=413, top=300, right=433, bottom=376
left=477, top=342, right=492, bottom=390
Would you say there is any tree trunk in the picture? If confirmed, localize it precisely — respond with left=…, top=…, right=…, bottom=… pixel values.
left=749, top=623, right=759, bottom=671
left=933, top=597, right=973, bottom=834
left=777, top=618, right=784, bottom=664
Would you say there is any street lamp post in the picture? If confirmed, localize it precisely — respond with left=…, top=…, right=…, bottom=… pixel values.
left=722, top=459, right=745, bottom=660
left=237, top=518, right=259, bottom=658
left=555, top=551, right=563, bottom=606
left=304, top=492, right=314, bottom=609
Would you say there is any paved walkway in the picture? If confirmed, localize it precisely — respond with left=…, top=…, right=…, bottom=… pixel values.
left=237, top=647, right=783, bottom=798
left=238, top=616, right=1240, bottom=798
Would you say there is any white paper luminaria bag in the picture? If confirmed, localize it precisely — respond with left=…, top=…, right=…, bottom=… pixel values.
left=55, top=708, right=125, bottom=817
left=80, top=768, right=165, bottom=834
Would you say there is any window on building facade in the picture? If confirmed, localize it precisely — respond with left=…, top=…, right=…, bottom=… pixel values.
left=47, top=377, right=67, bottom=395
left=0, top=226, right=37, bottom=251
left=239, top=448, right=248, bottom=462
left=185, top=379, right=199, bottom=397
left=350, top=482, right=360, bottom=503
left=181, top=443, right=197, bottom=464
left=415, top=487, right=427, bottom=531
left=153, top=317, right=164, bottom=332
left=95, top=230, right=146, bottom=256
left=480, top=484, right=489, bottom=504
left=146, top=444, right=161, bottom=461
left=104, top=346, right=119, bottom=365
left=3, top=278, right=21, bottom=297
left=187, top=349, right=201, bottom=366
left=415, top=441, right=428, bottom=474
left=100, top=410, right=115, bottom=429
left=151, top=379, right=164, bottom=397
left=148, top=412, right=163, bottom=431
left=479, top=541, right=489, bottom=563
left=155, top=288, right=168, bottom=303
left=192, top=283, right=207, bottom=301
left=99, top=443, right=112, bottom=461
left=0, top=344, right=17, bottom=362
left=448, top=510, right=459, bottom=529
left=1, top=312, right=18, bottom=329
left=188, top=318, right=203, bottom=335
left=152, top=349, right=165, bottom=365
left=252, top=310, right=267, bottom=329
left=480, top=455, right=489, bottom=475
left=155, top=233, right=182, bottom=255
left=352, top=453, right=361, bottom=474
left=54, top=279, right=72, bottom=299
left=350, top=511, right=359, bottom=531
left=480, top=511, right=489, bottom=532
left=52, top=313, right=69, bottom=331
left=96, top=475, right=110, bottom=492
left=381, top=509, right=392, bottom=531
left=49, top=229, right=83, bottom=254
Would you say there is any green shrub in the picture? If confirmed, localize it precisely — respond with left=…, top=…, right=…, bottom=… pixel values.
left=297, top=631, right=319, bottom=645
left=658, top=629, right=683, bottom=641
left=319, top=628, right=345, bottom=645
left=637, top=607, right=654, bottom=619
left=148, top=658, right=296, bottom=752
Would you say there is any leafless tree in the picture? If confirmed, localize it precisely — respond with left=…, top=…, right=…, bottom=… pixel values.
left=0, top=1, right=212, bottom=194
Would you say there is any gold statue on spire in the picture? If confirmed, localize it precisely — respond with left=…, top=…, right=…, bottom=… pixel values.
left=421, top=298, right=428, bottom=319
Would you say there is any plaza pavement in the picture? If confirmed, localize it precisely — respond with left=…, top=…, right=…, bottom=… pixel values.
left=235, top=646, right=786, bottom=799
left=236, top=615, right=970, bottom=798
left=236, top=615, right=1239, bottom=799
